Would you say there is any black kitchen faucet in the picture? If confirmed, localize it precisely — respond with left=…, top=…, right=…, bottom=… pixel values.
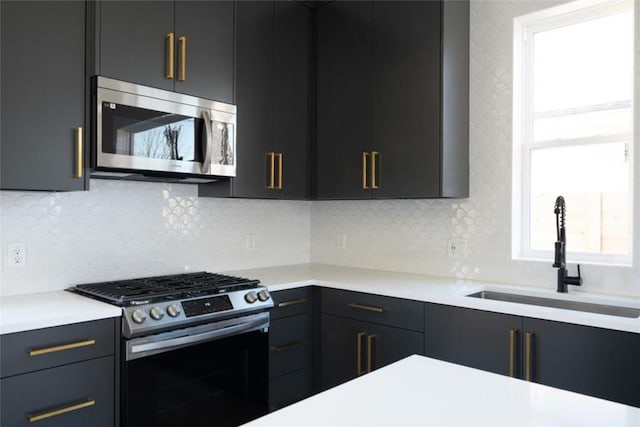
left=553, top=196, right=582, bottom=293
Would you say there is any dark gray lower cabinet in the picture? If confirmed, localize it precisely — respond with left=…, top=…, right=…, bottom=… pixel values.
left=424, top=302, right=640, bottom=408
left=424, top=303, right=522, bottom=377
left=320, top=289, right=424, bottom=390
left=268, top=288, right=314, bottom=410
left=523, top=318, right=640, bottom=408
left=1, top=356, right=114, bottom=427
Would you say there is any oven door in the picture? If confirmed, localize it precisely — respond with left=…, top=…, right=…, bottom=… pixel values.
left=122, top=313, right=269, bottom=427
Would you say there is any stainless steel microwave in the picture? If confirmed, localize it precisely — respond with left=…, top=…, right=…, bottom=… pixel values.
left=92, top=76, right=236, bottom=182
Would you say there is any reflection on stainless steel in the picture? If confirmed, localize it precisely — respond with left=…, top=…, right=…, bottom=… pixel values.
left=467, top=290, right=640, bottom=318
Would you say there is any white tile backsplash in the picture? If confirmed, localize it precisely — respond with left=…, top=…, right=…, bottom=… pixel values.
left=2, top=1, right=638, bottom=298
left=0, top=179, right=311, bottom=296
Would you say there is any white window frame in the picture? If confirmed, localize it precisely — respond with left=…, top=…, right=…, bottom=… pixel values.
left=512, top=0, right=635, bottom=266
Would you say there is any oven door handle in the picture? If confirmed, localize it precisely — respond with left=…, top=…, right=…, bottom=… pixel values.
left=127, top=315, right=268, bottom=360
left=201, top=109, right=213, bottom=174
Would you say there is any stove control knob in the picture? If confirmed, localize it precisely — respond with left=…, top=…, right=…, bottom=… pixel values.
left=150, top=306, right=165, bottom=321
left=167, top=304, right=182, bottom=318
left=244, top=291, right=258, bottom=304
left=131, top=309, right=147, bottom=324
left=257, top=290, right=270, bottom=302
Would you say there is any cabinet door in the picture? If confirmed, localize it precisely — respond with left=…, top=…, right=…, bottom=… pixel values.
left=100, top=1, right=174, bottom=91
left=320, top=314, right=368, bottom=390
left=523, top=318, right=640, bottom=408
left=234, top=1, right=274, bottom=198
left=316, top=1, right=373, bottom=199
left=372, top=1, right=441, bottom=198
left=273, top=1, right=311, bottom=199
left=174, top=1, right=234, bottom=103
left=1, top=0, right=86, bottom=191
left=424, top=303, right=523, bottom=377
left=367, top=323, right=424, bottom=372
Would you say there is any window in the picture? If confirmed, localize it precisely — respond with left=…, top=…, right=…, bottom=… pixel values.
left=513, top=0, right=634, bottom=265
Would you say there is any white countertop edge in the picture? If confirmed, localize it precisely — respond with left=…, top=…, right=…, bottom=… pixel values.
left=1, top=291, right=122, bottom=335
left=227, top=263, right=640, bottom=334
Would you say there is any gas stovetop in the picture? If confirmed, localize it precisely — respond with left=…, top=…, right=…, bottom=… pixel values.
left=69, top=272, right=273, bottom=338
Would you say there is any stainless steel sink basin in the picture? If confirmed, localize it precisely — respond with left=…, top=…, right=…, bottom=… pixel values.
left=467, top=291, right=640, bottom=318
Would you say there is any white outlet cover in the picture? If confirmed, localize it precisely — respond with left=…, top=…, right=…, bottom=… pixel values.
left=7, top=242, right=26, bottom=267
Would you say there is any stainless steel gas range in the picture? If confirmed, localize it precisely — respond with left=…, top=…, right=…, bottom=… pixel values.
left=69, top=272, right=273, bottom=427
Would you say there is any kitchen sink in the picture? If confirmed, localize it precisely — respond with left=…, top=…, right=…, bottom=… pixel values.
left=467, top=290, right=640, bottom=318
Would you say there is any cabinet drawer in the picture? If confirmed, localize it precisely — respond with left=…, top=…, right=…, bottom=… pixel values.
left=321, top=288, right=424, bottom=332
left=1, top=356, right=114, bottom=427
left=271, top=287, right=313, bottom=320
left=1, top=319, right=115, bottom=378
left=268, top=369, right=312, bottom=411
left=269, top=314, right=312, bottom=378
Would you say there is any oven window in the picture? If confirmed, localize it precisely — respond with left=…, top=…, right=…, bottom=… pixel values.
left=102, top=102, right=203, bottom=162
left=124, top=330, right=268, bottom=427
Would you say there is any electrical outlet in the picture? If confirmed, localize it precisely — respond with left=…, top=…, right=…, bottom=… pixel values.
left=245, top=234, right=256, bottom=252
left=447, top=240, right=467, bottom=258
left=7, top=243, right=26, bottom=267
left=336, top=232, right=347, bottom=250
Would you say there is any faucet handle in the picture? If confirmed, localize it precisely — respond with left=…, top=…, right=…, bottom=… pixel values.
left=565, top=264, right=582, bottom=286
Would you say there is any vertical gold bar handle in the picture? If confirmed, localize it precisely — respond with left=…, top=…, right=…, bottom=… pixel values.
left=266, top=152, right=275, bottom=189
left=367, top=334, right=375, bottom=373
left=362, top=152, right=370, bottom=189
left=356, top=332, right=366, bottom=375
left=509, top=329, right=518, bottom=378
left=525, top=331, right=533, bottom=382
left=166, top=32, right=174, bottom=79
left=74, top=127, right=83, bottom=178
left=277, top=152, right=283, bottom=190
left=178, top=36, right=187, bottom=81
left=371, top=151, right=379, bottom=189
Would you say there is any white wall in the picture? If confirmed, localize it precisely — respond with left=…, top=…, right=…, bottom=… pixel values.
left=2, top=1, right=638, bottom=298
left=0, top=179, right=311, bottom=296
left=310, top=0, right=640, bottom=298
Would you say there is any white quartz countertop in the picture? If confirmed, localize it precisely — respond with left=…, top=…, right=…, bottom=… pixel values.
left=225, top=264, right=640, bottom=334
left=244, top=354, right=640, bottom=427
left=0, top=291, right=122, bottom=335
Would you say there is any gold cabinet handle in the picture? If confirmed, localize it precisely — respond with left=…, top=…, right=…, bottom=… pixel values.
left=74, top=126, right=83, bottom=178
left=27, top=399, right=95, bottom=423
left=178, top=35, right=187, bottom=81
left=509, top=329, right=518, bottom=378
left=276, top=152, right=283, bottom=190
left=266, top=152, right=276, bottom=189
left=362, top=152, right=370, bottom=189
left=356, top=332, right=366, bottom=375
left=166, top=32, right=174, bottom=79
left=367, top=334, right=375, bottom=373
left=371, top=151, right=379, bottom=189
left=277, top=297, right=308, bottom=308
left=525, top=331, right=534, bottom=381
left=274, top=340, right=307, bottom=353
left=29, top=339, right=96, bottom=357
left=348, top=302, right=384, bottom=313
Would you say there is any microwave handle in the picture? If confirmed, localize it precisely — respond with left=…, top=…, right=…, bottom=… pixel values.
left=202, top=110, right=213, bottom=174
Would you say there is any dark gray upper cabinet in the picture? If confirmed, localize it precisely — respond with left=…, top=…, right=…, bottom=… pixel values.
left=315, top=0, right=469, bottom=199
left=199, top=1, right=311, bottom=199
left=1, top=1, right=88, bottom=191
left=98, top=1, right=234, bottom=103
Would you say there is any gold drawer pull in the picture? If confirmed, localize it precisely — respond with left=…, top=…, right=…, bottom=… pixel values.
left=274, top=340, right=307, bottom=352
left=371, top=151, right=379, bottom=189
left=277, top=298, right=308, bottom=308
left=74, top=127, right=83, bottom=178
left=276, top=152, right=283, bottom=190
left=166, top=32, right=175, bottom=79
left=348, top=302, right=384, bottom=313
left=367, top=334, right=375, bottom=372
left=178, top=35, right=187, bottom=81
left=29, top=339, right=96, bottom=357
left=27, top=399, right=95, bottom=423
left=267, top=152, right=276, bottom=189
left=362, top=152, right=370, bottom=189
